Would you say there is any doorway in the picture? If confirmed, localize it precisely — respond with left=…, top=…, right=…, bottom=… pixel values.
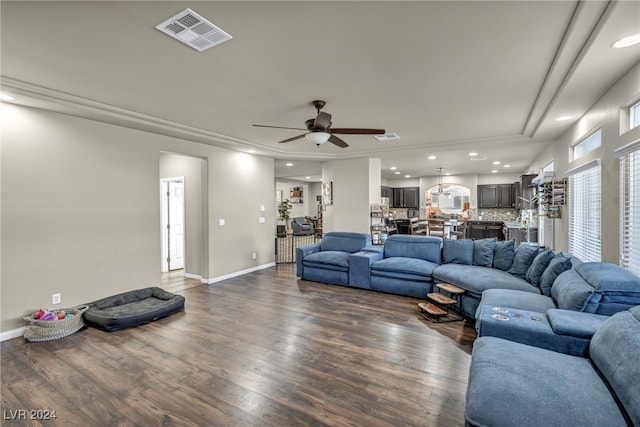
left=160, top=177, right=185, bottom=272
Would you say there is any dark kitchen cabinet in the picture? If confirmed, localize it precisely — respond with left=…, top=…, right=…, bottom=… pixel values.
left=478, top=184, right=513, bottom=208
left=403, top=187, right=419, bottom=208
left=387, top=187, right=420, bottom=208
left=381, top=186, right=393, bottom=201
left=467, top=221, right=506, bottom=240
left=517, top=174, right=538, bottom=209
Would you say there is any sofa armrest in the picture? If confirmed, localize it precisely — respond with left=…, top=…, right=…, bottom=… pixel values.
left=349, top=251, right=383, bottom=289
left=360, top=246, right=384, bottom=254
left=296, top=243, right=321, bottom=277
left=547, top=309, right=609, bottom=339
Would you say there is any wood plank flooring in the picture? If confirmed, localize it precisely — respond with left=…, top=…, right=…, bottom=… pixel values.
left=1, top=265, right=477, bottom=426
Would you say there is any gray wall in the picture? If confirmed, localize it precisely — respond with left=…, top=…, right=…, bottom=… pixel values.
left=159, top=152, right=206, bottom=278
left=1, top=104, right=275, bottom=333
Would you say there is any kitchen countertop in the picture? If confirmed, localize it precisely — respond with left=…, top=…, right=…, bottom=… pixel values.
left=504, top=222, right=538, bottom=229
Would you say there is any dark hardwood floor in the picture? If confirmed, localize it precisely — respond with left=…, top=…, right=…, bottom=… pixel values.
left=1, top=265, right=477, bottom=426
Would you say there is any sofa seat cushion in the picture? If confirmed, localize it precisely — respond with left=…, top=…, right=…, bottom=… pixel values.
left=475, top=288, right=556, bottom=319
left=433, top=264, right=539, bottom=296
left=84, top=287, right=185, bottom=332
left=465, top=336, right=629, bottom=427
left=303, top=251, right=351, bottom=272
left=371, top=257, right=438, bottom=279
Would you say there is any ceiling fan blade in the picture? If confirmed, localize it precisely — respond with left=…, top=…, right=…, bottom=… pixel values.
left=329, top=128, right=386, bottom=135
left=328, top=135, right=349, bottom=148
left=253, top=124, right=307, bottom=131
left=313, top=112, right=332, bottom=130
left=278, top=133, right=308, bottom=143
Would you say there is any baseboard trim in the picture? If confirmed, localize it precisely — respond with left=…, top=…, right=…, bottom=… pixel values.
left=183, top=272, right=203, bottom=281
left=0, top=326, right=28, bottom=342
left=204, top=262, right=276, bottom=284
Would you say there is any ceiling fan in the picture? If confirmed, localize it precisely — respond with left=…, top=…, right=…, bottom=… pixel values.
left=253, top=100, right=385, bottom=148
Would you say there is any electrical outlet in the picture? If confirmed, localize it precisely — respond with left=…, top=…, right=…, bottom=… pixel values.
left=52, top=293, right=61, bottom=305
left=252, top=252, right=257, bottom=260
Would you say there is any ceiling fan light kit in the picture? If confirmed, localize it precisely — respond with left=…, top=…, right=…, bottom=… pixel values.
left=253, top=100, right=385, bottom=148
left=305, top=132, right=330, bottom=145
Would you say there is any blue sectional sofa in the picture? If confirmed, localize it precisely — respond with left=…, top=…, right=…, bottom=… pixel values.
left=465, top=305, right=640, bottom=427
left=296, top=232, right=372, bottom=286
left=475, top=262, right=640, bottom=355
left=296, top=234, right=640, bottom=323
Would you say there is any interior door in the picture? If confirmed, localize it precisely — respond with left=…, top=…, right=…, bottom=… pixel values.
left=168, top=181, right=185, bottom=270
left=161, top=178, right=185, bottom=272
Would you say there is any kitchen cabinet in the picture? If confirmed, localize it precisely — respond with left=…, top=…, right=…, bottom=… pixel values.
left=381, top=186, right=393, bottom=201
left=478, top=184, right=513, bottom=208
left=467, top=221, right=506, bottom=240
left=517, top=174, right=538, bottom=209
left=387, top=186, right=420, bottom=208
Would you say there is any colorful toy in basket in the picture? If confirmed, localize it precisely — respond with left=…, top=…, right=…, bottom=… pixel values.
left=32, top=309, right=73, bottom=321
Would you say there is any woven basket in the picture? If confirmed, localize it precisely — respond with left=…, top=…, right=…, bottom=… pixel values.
left=23, top=305, right=89, bottom=342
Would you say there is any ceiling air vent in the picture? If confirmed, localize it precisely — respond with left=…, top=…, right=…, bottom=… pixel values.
left=374, top=133, right=400, bottom=141
left=156, top=8, right=232, bottom=52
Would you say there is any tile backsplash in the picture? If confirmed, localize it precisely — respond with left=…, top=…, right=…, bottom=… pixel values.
left=470, top=208, right=518, bottom=221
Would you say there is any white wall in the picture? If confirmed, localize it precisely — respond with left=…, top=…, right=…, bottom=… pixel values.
left=527, top=62, right=640, bottom=259
left=1, top=104, right=275, bottom=333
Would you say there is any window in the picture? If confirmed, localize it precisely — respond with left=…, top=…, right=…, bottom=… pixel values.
left=573, top=129, right=601, bottom=160
left=631, top=102, right=640, bottom=130
left=568, top=160, right=601, bottom=262
left=619, top=143, right=640, bottom=275
left=542, top=161, right=554, bottom=173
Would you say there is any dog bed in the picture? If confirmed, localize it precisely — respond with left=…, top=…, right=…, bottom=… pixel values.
left=84, top=287, right=185, bottom=332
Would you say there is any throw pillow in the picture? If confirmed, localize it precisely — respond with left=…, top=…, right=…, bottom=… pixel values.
left=539, top=253, right=573, bottom=296
left=442, top=238, right=474, bottom=265
left=493, top=240, right=516, bottom=271
left=473, top=238, right=497, bottom=267
left=525, top=250, right=555, bottom=287
left=508, top=244, right=540, bottom=279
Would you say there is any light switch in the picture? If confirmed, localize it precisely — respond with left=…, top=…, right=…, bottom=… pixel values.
left=259, top=217, right=266, bottom=223
left=219, top=218, right=225, bottom=226
left=259, top=205, right=266, bottom=212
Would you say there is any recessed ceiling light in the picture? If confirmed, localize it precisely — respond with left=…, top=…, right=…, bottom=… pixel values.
left=306, top=176, right=311, bottom=179
left=405, top=175, right=411, bottom=178
left=428, top=155, right=437, bottom=160
left=491, top=170, right=498, bottom=173
left=503, top=164, right=511, bottom=168
left=390, top=166, right=397, bottom=170
left=492, top=161, right=501, bottom=165
left=556, top=116, right=573, bottom=121
left=469, top=152, right=478, bottom=156
left=612, top=34, right=640, bottom=48
left=394, top=171, right=401, bottom=175
left=0, top=94, right=15, bottom=102
left=445, top=172, right=451, bottom=176
left=286, top=163, right=293, bottom=167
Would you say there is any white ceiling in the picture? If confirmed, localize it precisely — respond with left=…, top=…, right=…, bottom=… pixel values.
left=1, top=1, right=639, bottom=181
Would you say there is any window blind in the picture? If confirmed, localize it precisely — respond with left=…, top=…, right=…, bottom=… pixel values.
left=620, top=147, right=640, bottom=275
left=568, top=162, right=601, bottom=262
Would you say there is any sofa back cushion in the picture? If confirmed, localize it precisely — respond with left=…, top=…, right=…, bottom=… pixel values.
left=442, top=238, right=474, bottom=265
left=551, top=262, right=640, bottom=314
left=492, top=240, right=515, bottom=271
left=590, top=306, right=640, bottom=427
left=538, top=253, right=573, bottom=296
left=525, top=249, right=555, bottom=288
left=473, top=238, right=497, bottom=268
left=507, top=244, right=540, bottom=279
left=320, top=232, right=371, bottom=253
left=384, top=235, right=442, bottom=264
